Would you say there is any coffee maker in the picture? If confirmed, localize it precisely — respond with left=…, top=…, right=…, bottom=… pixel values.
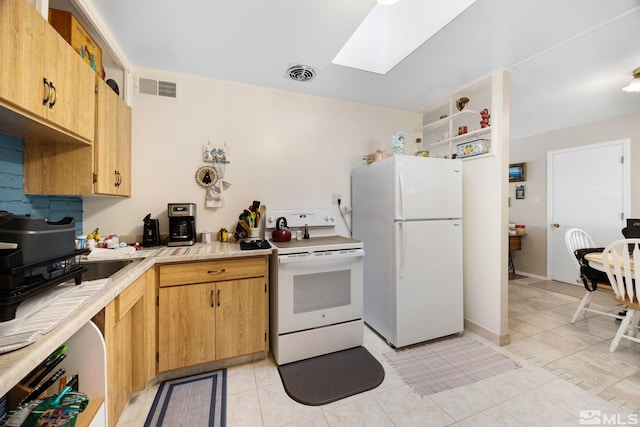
left=167, top=203, right=196, bottom=246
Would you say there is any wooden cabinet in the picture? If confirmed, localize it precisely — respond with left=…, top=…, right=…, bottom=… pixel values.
left=43, top=25, right=96, bottom=142
left=0, top=0, right=95, bottom=144
left=2, top=0, right=133, bottom=197
left=158, top=282, right=217, bottom=370
left=157, top=256, right=269, bottom=372
left=0, top=0, right=46, bottom=119
left=94, top=269, right=155, bottom=427
left=94, top=77, right=132, bottom=196
left=23, top=77, right=132, bottom=196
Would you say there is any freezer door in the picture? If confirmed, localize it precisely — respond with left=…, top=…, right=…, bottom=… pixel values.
left=394, top=156, right=462, bottom=220
left=394, top=219, right=463, bottom=347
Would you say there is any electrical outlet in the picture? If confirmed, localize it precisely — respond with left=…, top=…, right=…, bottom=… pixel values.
left=332, top=193, right=342, bottom=204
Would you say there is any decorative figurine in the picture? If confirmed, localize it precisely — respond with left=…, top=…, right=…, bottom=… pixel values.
left=480, top=108, right=491, bottom=128
left=456, top=97, right=469, bottom=111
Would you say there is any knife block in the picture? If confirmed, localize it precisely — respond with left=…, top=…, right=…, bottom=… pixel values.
left=7, top=373, right=69, bottom=410
left=6, top=383, right=45, bottom=411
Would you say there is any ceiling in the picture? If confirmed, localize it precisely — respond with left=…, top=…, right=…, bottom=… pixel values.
left=85, top=0, right=640, bottom=140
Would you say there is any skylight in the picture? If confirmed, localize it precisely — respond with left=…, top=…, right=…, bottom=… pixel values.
left=332, top=0, right=477, bottom=74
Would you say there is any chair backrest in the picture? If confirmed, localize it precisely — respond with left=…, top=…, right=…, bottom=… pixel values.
left=624, top=218, right=640, bottom=236
left=565, top=228, right=596, bottom=271
left=601, top=239, right=640, bottom=304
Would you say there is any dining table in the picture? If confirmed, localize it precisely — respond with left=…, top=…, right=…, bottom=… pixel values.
left=584, top=251, right=635, bottom=272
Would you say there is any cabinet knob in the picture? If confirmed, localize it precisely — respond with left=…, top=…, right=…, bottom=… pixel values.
left=551, top=223, right=560, bottom=228
left=207, top=269, right=226, bottom=275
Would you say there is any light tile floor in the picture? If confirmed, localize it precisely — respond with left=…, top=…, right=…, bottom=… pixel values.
left=117, top=277, right=640, bottom=426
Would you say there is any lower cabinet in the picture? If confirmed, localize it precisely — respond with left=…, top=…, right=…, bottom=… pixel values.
left=157, top=256, right=269, bottom=372
left=94, top=268, right=155, bottom=427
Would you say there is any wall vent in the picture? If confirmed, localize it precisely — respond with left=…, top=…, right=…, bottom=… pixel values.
left=136, top=77, right=178, bottom=100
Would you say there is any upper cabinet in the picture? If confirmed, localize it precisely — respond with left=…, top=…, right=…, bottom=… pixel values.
left=0, top=0, right=46, bottom=119
left=95, top=77, right=132, bottom=196
left=23, top=77, right=132, bottom=196
left=0, top=0, right=95, bottom=144
left=10, top=0, right=133, bottom=197
left=43, top=23, right=96, bottom=141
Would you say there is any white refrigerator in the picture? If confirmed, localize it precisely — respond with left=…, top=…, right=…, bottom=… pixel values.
left=352, top=155, right=463, bottom=347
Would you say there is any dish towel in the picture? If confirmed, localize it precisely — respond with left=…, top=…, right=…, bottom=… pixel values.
left=0, top=279, right=110, bottom=354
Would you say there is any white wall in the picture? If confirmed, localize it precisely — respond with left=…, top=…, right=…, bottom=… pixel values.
left=83, top=68, right=421, bottom=240
left=509, top=112, right=640, bottom=277
left=462, top=70, right=511, bottom=341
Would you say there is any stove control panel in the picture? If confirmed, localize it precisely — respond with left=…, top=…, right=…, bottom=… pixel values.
left=266, top=209, right=336, bottom=228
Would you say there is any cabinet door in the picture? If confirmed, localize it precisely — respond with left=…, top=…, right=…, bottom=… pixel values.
left=102, top=270, right=155, bottom=427
left=0, top=0, right=46, bottom=117
left=94, top=78, right=131, bottom=196
left=44, top=25, right=95, bottom=142
left=158, top=283, right=216, bottom=372
left=94, top=78, right=118, bottom=195
left=104, top=299, right=133, bottom=427
left=114, top=95, right=131, bottom=196
left=216, top=277, right=268, bottom=359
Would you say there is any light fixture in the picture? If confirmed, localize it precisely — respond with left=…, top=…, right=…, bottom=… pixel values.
left=377, top=0, right=400, bottom=4
left=622, top=67, right=640, bottom=93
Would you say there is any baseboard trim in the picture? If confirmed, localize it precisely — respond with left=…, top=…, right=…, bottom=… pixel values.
left=514, top=271, right=547, bottom=281
left=464, top=319, right=510, bottom=346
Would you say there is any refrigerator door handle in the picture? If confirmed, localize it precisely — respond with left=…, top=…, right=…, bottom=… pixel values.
left=398, top=171, right=405, bottom=220
left=399, top=222, right=406, bottom=278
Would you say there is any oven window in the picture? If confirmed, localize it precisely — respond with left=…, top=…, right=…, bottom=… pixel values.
left=293, top=269, right=351, bottom=314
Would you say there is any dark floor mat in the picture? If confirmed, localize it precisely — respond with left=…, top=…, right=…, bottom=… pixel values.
left=277, top=346, right=385, bottom=406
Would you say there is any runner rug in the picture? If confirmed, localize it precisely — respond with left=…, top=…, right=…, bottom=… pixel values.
left=278, top=346, right=385, bottom=406
left=144, top=370, right=226, bottom=427
left=384, top=335, right=519, bottom=396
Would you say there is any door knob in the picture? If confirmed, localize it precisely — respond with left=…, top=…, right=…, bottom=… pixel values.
left=551, top=223, right=560, bottom=228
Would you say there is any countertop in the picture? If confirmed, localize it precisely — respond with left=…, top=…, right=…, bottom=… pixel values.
left=0, top=242, right=272, bottom=397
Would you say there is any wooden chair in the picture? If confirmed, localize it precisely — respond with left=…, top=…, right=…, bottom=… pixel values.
left=565, top=228, right=621, bottom=323
left=602, top=239, right=640, bottom=352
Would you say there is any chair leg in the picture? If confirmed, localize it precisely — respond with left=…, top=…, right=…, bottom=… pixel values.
left=571, top=291, right=595, bottom=324
left=610, top=309, right=635, bottom=352
left=629, top=311, right=640, bottom=337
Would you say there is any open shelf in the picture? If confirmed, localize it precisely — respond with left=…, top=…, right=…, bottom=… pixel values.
left=416, top=73, right=496, bottom=160
left=430, top=126, right=491, bottom=147
left=7, top=321, right=107, bottom=427
left=417, top=109, right=476, bottom=132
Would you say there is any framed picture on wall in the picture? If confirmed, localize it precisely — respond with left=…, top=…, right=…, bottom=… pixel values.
left=509, top=163, right=526, bottom=182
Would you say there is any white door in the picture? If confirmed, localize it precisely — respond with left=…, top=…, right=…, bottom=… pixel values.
left=547, top=140, right=629, bottom=284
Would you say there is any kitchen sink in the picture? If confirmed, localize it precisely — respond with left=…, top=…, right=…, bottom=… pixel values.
left=80, top=259, right=136, bottom=281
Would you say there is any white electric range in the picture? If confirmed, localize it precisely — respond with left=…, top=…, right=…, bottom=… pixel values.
left=267, top=210, right=365, bottom=365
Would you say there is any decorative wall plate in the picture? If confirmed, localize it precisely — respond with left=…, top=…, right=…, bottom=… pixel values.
left=195, top=165, right=218, bottom=187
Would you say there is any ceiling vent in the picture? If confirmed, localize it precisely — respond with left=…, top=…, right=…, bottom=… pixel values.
left=285, top=64, right=317, bottom=82
left=136, top=76, right=178, bottom=100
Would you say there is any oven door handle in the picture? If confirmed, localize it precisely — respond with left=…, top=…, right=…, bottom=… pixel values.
left=278, top=249, right=364, bottom=264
